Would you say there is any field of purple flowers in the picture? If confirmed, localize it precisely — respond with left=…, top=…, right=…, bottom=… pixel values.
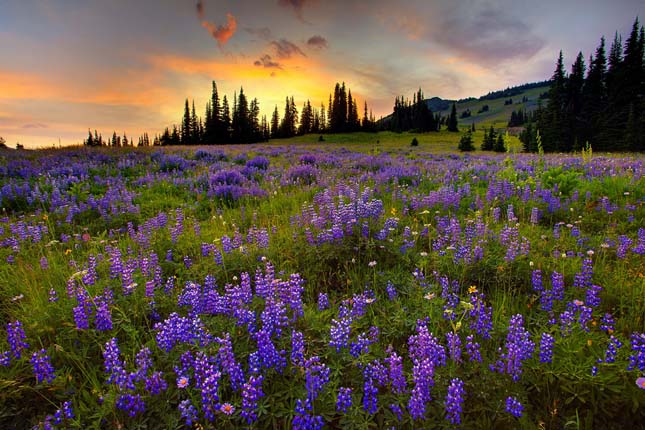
left=1, top=144, right=644, bottom=429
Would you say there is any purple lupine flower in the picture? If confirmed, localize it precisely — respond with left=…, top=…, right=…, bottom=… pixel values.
left=154, top=313, right=211, bottom=352
left=386, top=281, right=397, bottom=300
left=628, top=332, right=645, bottom=372
left=491, top=314, right=534, bottom=382
left=551, top=271, right=565, bottom=302
left=469, top=292, right=493, bottom=339
left=216, top=334, right=245, bottom=391
left=559, top=310, right=575, bottom=337
left=574, top=258, right=593, bottom=289
left=603, top=335, right=623, bottom=364
left=408, top=357, right=434, bottom=420
left=30, top=349, right=55, bottom=384
left=329, top=317, right=352, bottom=352
left=446, top=332, right=462, bottom=363
left=116, top=393, right=145, bottom=417
left=385, top=347, right=406, bottom=394
left=72, top=288, right=91, bottom=330
left=531, top=269, right=543, bottom=293
left=260, top=297, right=289, bottom=339
left=505, top=396, right=523, bottom=418
left=145, top=371, right=168, bottom=395
left=600, top=313, right=615, bottom=334
left=48, top=288, right=58, bottom=303
left=465, top=334, right=482, bottom=363
left=390, top=403, right=403, bottom=421
left=52, top=401, right=74, bottom=425
left=254, top=329, right=286, bottom=372
left=94, top=296, right=112, bottom=331
left=102, top=338, right=134, bottom=390
left=6, top=320, right=29, bottom=360
left=293, top=399, right=324, bottom=430
left=291, top=330, right=305, bottom=367
left=40, top=256, right=48, bottom=270
left=133, top=347, right=152, bottom=382
left=336, top=387, right=353, bottom=413
left=350, top=327, right=379, bottom=358
left=361, top=359, right=387, bottom=414
left=585, top=284, right=602, bottom=308
left=304, top=357, right=330, bottom=406
left=179, top=400, right=198, bottom=426
left=241, top=374, right=264, bottom=424
left=445, top=378, right=465, bottom=425
left=317, top=293, right=329, bottom=311
left=539, top=333, right=555, bottom=363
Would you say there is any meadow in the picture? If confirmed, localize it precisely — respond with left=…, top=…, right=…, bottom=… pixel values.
left=1, top=133, right=644, bottom=429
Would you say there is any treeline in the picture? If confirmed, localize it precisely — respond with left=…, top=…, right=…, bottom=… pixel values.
left=380, top=89, right=457, bottom=132
left=84, top=81, right=379, bottom=146
left=523, top=18, right=645, bottom=152
left=478, top=81, right=550, bottom=101
left=84, top=130, right=153, bottom=147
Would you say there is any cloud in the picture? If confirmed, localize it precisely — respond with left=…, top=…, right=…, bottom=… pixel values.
left=306, top=35, right=328, bottom=49
left=201, top=13, right=238, bottom=47
left=277, top=0, right=316, bottom=21
left=377, top=2, right=544, bottom=67
left=254, top=55, right=282, bottom=69
left=22, top=123, right=48, bottom=129
left=270, top=38, right=306, bottom=59
left=196, top=0, right=204, bottom=20
left=245, top=27, right=273, bottom=41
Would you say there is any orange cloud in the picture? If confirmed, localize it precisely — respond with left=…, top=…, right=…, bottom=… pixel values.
left=201, top=13, right=237, bottom=47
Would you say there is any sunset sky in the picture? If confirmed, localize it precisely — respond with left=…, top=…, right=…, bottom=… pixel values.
left=1, top=0, right=642, bottom=148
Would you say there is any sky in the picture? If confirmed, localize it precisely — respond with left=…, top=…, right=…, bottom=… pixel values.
left=0, top=0, right=643, bottom=148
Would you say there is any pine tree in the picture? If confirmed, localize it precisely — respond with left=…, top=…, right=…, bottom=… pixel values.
left=458, top=130, right=475, bottom=151
left=493, top=132, right=506, bottom=152
left=221, top=95, right=231, bottom=144
left=540, top=51, right=567, bottom=152
left=181, top=99, right=191, bottom=145
left=271, top=105, right=280, bottom=138
left=447, top=103, right=458, bottom=132
left=191, top=100, right=200, bottom=145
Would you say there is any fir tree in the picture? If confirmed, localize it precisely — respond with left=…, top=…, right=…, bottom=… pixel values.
left=447, top=103, right=458, bottom=132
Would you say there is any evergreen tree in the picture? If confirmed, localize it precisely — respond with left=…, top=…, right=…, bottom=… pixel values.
left=539, top=51, right=567, bottom=152
left=447, top=103, right=458, bottom=132
left=493, top=132, right=506, bottom=152
left=458, top=130, right=475, bottom=151
left=181, top=99, right=191, bottom=145
left=191, top=100, right=200, bottom=145
left=221, top=95, right=231, bottom=143
left=481, top=126, right=496, bottom=151
left=271, top=105, right=280, bottom=138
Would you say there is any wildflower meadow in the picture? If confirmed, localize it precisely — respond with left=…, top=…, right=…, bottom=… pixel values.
left=1, top=142, right=644, bottom=429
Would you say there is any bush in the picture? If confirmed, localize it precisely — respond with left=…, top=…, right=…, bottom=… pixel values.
left=410, top=137, right=419, bottom=147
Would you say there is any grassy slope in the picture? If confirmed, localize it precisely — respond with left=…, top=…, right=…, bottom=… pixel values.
left=437, top=85, right=549, bottom=127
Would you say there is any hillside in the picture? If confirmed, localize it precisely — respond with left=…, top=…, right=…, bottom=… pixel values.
left=380, top=81, right=550, bottom=129
left=435, top=83, right=549, bottom=127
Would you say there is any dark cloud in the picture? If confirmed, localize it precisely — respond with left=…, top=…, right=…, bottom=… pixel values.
left=254, top=54, right=282, bottom=69
left=245, top=27, right=273, bottom=41
left=201, top=13, right=238, bottom=47
left=277, top=0, right=316, bottom=21
left=270, top=38, right=306, bottom=59
left=196, top=0, right=204, bottom=20
left=22, top=123, right=48, bottom=129
left=379, top=2, right=544, bottom=67
left=431, top=4, right=545, bottom=66
left=306, top=35, right=328, bottom=49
